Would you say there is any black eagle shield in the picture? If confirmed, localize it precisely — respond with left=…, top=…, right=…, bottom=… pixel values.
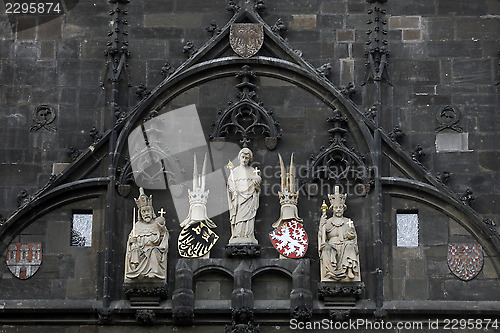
left=178, top=221, right=219, bottom=258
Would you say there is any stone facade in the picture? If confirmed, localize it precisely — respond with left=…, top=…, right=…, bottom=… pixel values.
left=1, top=0, right=499, bottom=330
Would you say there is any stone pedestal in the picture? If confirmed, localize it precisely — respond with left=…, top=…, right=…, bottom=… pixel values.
left=123, top=283, right=167, bottom=306
left=317, top=281, right=365, bottom=307
left=225, top=243, right=261, bottom=258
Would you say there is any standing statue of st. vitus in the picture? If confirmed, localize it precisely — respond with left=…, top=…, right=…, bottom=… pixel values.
left=226, top=147, right=261, bottom=244
left=125, top=187, right=169, bottom=282
left=318, top=186, right=361, bottom=282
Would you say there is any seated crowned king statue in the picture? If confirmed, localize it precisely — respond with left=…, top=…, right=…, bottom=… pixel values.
left=124, top=187, right=169, bottom=282
left=318, top=186, right=361, bottom=282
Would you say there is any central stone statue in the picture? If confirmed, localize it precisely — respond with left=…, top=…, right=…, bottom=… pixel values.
left=227, top=147, right=261, bottom=244
left=318, top=186, right=360, bottom=282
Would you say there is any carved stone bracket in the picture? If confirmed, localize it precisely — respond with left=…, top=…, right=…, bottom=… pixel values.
left=225, top=243, right=261, bottom=257
left=209, top=65, right=282, bottom=150
left=307, top=108, right=371, bottom=195
left=135, top=309, right=156, bottom=325
left=30, top=104, right=56, bottom=132
left=317, top=281, right=365, bottom=307
left=123, top=283, right=168, bottom=306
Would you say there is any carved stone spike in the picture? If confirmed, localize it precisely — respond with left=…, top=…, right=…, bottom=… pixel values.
left=183, top=41, right=198, bottom=57
left=460, top=189, right=475, bottom=206
left=389, top=125, right=404, bottom=143
left=89, top=126, right=103, bottom=144
left=316, top=62, right=332, bottom=77
left=206, top=20, right=221, bottom=36
left=411, top=144, right=424, bottom=162
left=271, top=18, right=287, bottom=35
left=66, top=147, right=82, bottom=162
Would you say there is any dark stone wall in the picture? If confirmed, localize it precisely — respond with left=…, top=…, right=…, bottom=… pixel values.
left=0, top=0, right=499, bottom=327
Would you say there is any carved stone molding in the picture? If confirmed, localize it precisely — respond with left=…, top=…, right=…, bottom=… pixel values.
left=317, top=281, right=365, bottom=306
left=225, top=243, right=261, bottom=257
left=209, top=65, right=282, bottom=149
left=30, top=104, right=56, bottom=132
left=123, top=283, right=168, bottom=306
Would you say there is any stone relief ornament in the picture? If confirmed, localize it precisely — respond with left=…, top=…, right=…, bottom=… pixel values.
left=124, top=188, right=169, bottom=282
left=227, top=147, right=261, bottom=244
left=318, top=186, right=361, bottom=282
left=447, top=243, right=484, bottom=281
left=30, top=104, right=57, bottom=132
left=269, top=154, right=309, bottom=258
left=6, top=243, right=42, bottom=279
left=178, top=154, right=219, bottom=258
left=230, top=23, right=264, bottom=58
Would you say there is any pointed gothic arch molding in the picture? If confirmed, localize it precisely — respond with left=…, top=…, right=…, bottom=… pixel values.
left=382, top=177, right=500, bottom=276
left=114, top=56, right=377, bottom=172
left=0, top=178, right=109, bottom=254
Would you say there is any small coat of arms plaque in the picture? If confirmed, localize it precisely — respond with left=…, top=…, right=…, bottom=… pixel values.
left=178, top=221, right=219, bottom=258
left=269, top=219, right=308, bottom=258
left=447, top=243, right=484, bottom=281
left=230, top=23, right=264, bottom=58
left=6, top=243, right=42, bottom=280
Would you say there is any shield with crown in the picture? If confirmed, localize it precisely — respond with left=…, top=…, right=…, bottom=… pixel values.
left=230, top=23, right=264, bottom=58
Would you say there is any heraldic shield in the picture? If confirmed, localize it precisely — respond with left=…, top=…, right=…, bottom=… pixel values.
left=447, top=243, right=484, bottom=281
left=178, top=221, right=219, bottom=258
left=6, top=243, right=42, bottom=280
left=230, top=23, right=264, bottom=58
left=269, top=220, right=308, bottom=258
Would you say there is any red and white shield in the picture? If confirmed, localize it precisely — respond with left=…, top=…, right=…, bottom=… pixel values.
left=447, top=243, right=484, bottom=281
left=230, top=23, right=264, bottom=58
left=269, top=220, right=308, bottom=258
left=6, top=243, right=42, bottom=280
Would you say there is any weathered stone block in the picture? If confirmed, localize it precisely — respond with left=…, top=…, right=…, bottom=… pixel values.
left=389, top=16, right=421, bottom=30
left=435, top=133, right=470, bottom=153
left=144, top=13, right=202, bottom=28
left=289, top=14, right=317, bottom=29
left=336, top=29, right=354, bottom=42
left=403, top=29, right=421, bottom=41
